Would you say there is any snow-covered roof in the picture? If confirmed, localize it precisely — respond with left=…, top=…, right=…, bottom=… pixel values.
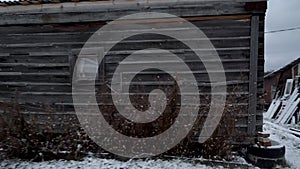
left=265, top=57, right=300, bottom=79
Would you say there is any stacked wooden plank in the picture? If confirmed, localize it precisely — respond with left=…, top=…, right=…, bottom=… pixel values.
left=265, top=80, right=300, bottom=125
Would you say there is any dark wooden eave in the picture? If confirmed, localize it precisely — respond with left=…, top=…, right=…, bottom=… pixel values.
left=0, top=0, right=267, bottom=25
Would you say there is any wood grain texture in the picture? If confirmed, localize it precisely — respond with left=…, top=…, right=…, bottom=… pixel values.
left=0, top=1, right=266, bottom=145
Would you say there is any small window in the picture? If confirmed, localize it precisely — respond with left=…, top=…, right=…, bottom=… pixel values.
left=75, top=57, right=98, bottom=80
left=69, top=50, right=105, bottom=83
left=284, top=79, right=294, bottom=97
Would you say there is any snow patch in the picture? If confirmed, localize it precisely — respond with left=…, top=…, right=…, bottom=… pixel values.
left=264, top=119, right=300, bottom=169
left=1, top=158, right=227, bottom=169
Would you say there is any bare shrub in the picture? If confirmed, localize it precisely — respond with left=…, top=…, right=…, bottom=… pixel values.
left=0, top=82, right=243, bottom=161
left=0, top=91, right=102, bottom=161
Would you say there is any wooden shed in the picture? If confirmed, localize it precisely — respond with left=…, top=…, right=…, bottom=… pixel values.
left=0, top=0, right=267, bottom=155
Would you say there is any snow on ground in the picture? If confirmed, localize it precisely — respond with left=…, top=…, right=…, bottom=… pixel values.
left=0, top=157, right=233, bottom=169
left=0, top=154, right=257, bottom=169
left=264, top=119, right=300, bottom=169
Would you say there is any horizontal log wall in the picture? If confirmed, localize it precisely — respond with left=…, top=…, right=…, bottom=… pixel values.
left=0, top=1, right=266, bottom=145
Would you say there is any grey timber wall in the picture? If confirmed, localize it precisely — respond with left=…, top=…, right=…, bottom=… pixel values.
left=0, top=0, right=267, bottom=145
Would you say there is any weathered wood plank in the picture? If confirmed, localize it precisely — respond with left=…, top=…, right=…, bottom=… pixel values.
left=0, top=38, right=250, bottom=51
left=0, top=1, right=261, bottom=25
left=0, top=73, right=70, bottom=83
left=105, top=49, right=250, bottom=63
left=247, top=15, right=259, bottom=136
left=106, top=58, right=250, bottom=65
left=0, top=82, right=249, bottom=94
left=0, top=92, right=250, bottom=105
left=0, top=82, right=70, bottom=86
left=0, top=72, right=69, bottom=76
left=0, top=19, right=250, bottom=36
left=105, top=62, right=250, bottom=73
left=0, top=56, right=68, bottom=64
left=0, top=63, right=68, bottom=67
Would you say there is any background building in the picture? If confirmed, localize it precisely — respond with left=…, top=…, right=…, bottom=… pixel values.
left=264, top=57, right=300, bottom=107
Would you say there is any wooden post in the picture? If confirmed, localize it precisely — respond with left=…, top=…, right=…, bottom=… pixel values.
left=248, top=15, right=259, bottom=136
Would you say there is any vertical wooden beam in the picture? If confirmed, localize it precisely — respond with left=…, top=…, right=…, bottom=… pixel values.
left=248, top=15, right=259, bottom=136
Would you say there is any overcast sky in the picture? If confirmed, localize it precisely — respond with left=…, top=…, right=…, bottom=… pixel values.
left=265, top=0, right=300, bottom=72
